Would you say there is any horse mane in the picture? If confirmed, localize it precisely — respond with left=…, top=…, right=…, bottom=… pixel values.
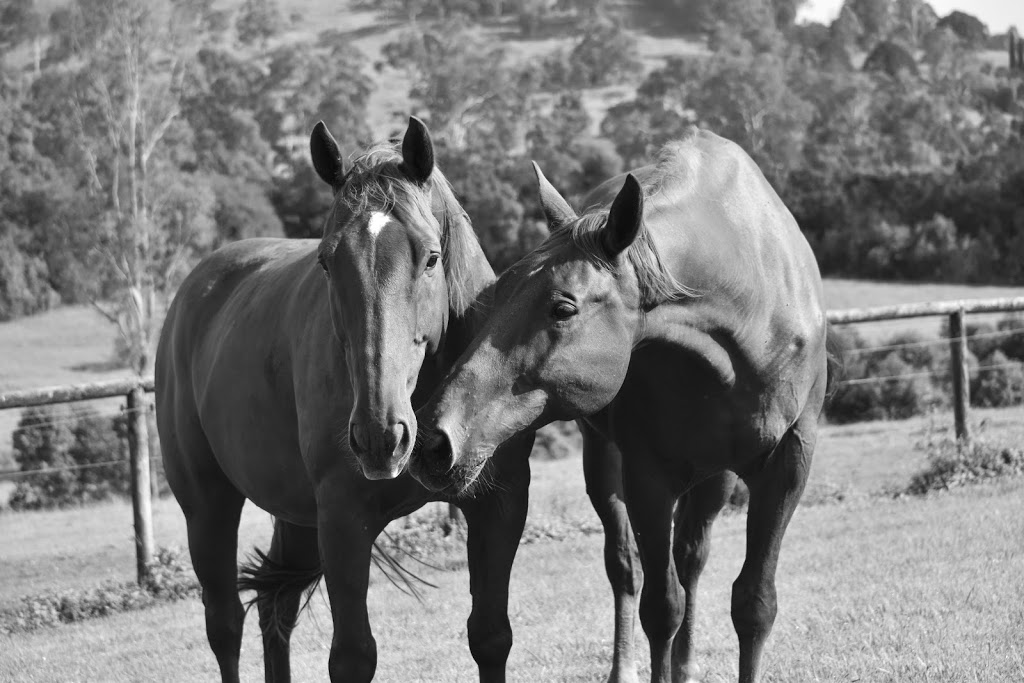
left=529, top=187, right=697, bottom=309
left=336, top=141, right=486, bottom=316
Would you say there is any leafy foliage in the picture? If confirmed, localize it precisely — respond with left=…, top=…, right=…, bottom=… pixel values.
left=825, top=317, right=1024, bottom=424
left=5, top=404, right=165, bottom=510
left=0, top=546, right=198, bottom=634
left=905, top=432, right=1024, bottom=495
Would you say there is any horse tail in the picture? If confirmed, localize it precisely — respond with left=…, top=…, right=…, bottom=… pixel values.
left=238, top=539, right=437, bottom=636
left=238, top=548, right=323, bottom=642
left=370, top=532, right=439, bottom=603
left=824, top=322, right=845, bottom=402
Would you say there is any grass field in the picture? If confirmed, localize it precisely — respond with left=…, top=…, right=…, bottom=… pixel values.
left=2, top=405, right=1023, bottom=681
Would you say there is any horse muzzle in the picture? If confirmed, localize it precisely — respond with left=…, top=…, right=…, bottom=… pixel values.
left=409, top=427, right=459, bottom=492
left=349, top=419, right=413, bottom=480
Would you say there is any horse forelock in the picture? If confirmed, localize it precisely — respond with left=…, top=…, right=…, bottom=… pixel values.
left=525, top=206, right=697, bottom=310
left=327, top=140, right=487, bottom=318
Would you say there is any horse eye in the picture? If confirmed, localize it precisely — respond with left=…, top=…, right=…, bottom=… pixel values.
left=425, top=253, right=440, bottom=270
left=551, top=301, right=578, bottom=321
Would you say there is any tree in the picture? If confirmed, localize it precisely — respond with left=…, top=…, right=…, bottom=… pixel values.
left=235, top=0, right=282, bottom=47
left=936, top=10, right=988, bottom=49
left=0, top=0, right=44, bottom=72
left=863, top=40, right=919, bottom=78
left=847, top=0, right=894, bottom=48
left=60, top=0, right=217, bottom=375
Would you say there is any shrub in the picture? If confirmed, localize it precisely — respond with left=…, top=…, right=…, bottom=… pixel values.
left=826, top=326, right=939, bottom=423
left=995, top=315, right=1024, bottom=361
left=0, top=547, right=198, bottom=634
left=8, top=405, right=135, bottom=510
left=905, top=434, right=1024, bottom=495
left=965, top=322, right=999, bottom=360
left=971, top=350, right=1024, bottom=408
left=8, top=406, right=78, bottom=510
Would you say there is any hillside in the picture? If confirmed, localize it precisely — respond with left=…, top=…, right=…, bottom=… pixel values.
left=209, top=0, right=707, bottom=140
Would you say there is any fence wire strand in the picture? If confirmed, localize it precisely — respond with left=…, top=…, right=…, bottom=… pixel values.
left=0, top=455, right=161, bottom=479
left=835, top=361, right=1024, bottom=387
left=839, top=326, right=1024, bottom=357
left=5, top=405, right=151, bottom=435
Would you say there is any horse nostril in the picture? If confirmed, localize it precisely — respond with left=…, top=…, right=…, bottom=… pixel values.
left=423, top=429, right=454, bottom=475
left=394, top=421, right=412, bottom=454
left=349, top=423, right=367, bottom=455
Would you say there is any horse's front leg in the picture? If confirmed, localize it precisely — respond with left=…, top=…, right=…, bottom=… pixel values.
left=317, top=486, right=381, bottom=683
left=460, top=433, right=533, bottom=683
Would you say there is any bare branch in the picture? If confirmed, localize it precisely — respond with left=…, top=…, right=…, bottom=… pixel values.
left=140, top=106, right=179, bottom=166
left=89, top=299, right=122, bottom=327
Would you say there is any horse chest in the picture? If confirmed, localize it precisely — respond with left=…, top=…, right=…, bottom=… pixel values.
left=608, top=347, right=793, bottom=481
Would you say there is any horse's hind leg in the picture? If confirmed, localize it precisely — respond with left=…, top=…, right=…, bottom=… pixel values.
left=253, top=520, right=321, bottom=683
left=185, top=480, right=246, bottom=683
left=732, top=409, right=817, bottom=683
left=622, top=464, right=683, bottom=683
left=581, top=421, right=642, bottom=683
left=670, top=471, right=736, bottom=683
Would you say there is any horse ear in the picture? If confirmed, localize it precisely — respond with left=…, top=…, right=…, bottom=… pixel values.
left=310, top=121, right=345, bottom=187
left=532, top=161, right=577, bottom=230
left=401, top=116, right=434, bottom=184
left=602, top=174, right=644, bottom=259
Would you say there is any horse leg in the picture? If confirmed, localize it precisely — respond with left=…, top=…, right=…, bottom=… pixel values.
left=252, top=520, right=321, bottom=683
left=581, top=422, right=642, bottom=683
left=622, top=464, right=683, bottom=683
left=317, top=492, right=379, bottom=683
left=732, top=411, right=817, bottom=683
left=462, top=434, right=533, bottom=683
left=185, top=481, right=246, bottom=683
left=670, top=472, right=736, bottom=683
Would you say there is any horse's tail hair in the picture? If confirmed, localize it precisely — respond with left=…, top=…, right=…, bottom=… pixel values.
left=238, top=548, right=323, bottom=643
left=238, top=539, right=437, bottom=639
left=371, top=532, right=439, bottom=603
left=824, top=323, right=845, bottom=402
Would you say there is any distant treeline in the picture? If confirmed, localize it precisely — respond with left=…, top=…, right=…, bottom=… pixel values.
left=1, top=0, right=1022, bottom=334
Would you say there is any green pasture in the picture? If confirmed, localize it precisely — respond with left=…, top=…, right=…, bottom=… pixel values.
left=1, top=406, right=1023, bottom=681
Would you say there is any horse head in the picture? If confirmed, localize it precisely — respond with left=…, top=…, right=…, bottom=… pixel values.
left=412, top=164, right=689, bottom=493
left=311, top=117, right=486, bottom=480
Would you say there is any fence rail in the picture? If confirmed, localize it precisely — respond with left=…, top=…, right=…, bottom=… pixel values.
left=2, top=296, right=1024, bottom=587
left=826, top=297, right=1024, bottom=324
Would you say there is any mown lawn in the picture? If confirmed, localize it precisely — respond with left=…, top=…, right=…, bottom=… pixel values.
left=1, top=481, right=1022, bottom=682
left=2, top=406, right=1023, bottom=681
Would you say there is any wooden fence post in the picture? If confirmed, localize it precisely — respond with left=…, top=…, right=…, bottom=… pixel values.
left=127, top=385, right=155, bottom=583
left=948, top=308, right=971, bottom=442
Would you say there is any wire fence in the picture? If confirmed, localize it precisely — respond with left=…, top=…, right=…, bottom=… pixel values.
left=2, top=325, right=1022, bottom=480
left=0, top=399, right=157, bottom=483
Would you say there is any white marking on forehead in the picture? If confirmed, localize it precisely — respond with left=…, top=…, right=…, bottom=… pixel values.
left=366, top=211, right=391, bottom=238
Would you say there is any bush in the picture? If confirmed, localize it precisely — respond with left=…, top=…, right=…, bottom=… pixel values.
left=825, top=327, right=940, bottom=423
left=905, top=434, right=1024, bottom=495
left=0, top=546, right=198, bottom=634
left=8, top=405, right=133, bottom=510
left=971, top=350, right=1024, bottom=408
left=0, top=232, right=59, bottom=321
left=965, top=322, right=999, bottom=360
left=995, top=316, right=1024, bottom=361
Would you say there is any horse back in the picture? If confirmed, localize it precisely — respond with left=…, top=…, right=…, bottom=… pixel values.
left=610, top=131, right=828, bottom=470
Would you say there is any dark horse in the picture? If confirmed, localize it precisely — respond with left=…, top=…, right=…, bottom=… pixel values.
left=156, top=118, right=536, bottom=682
left=413, top=129, right=838, bottom=683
